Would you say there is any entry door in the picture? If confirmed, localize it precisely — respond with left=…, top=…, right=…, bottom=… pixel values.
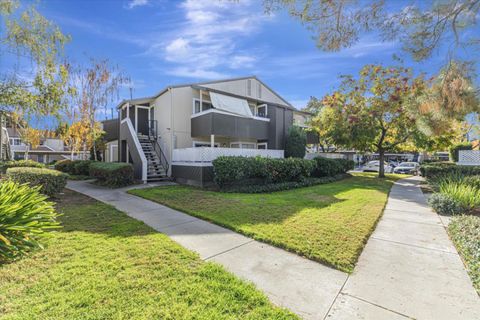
left=137, top=108, right=149, bottom=136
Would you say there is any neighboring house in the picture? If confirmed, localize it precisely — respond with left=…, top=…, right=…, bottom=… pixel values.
left=4, top=116, right=83, bottom=163
left=113, top=76, right=315, bottom=185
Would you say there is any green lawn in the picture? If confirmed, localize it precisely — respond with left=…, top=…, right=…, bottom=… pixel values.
left=129, top=173, right=401, bottom=273
left=0, top=190, right=296, bottom=320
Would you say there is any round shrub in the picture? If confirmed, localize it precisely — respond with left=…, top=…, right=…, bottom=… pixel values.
left=72, top=160, right=96, bottom=176
left=6, top=167, right=68, bottom=197
left=0, top=159, right=44, bottom=173
left=311, top=157, right=351, bottom=177
left=285, top=126, right=307, bottom=158
left=428, top=193, right=466, bottom=215
left=89, top=162, right=134, bottom=187
left=0, top=180, right=59, bottom=262
left=54, top=159, right=74, bottom=174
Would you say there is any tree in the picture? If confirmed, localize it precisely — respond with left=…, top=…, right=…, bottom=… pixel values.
left=264, top=0, right=480, bottom=62
left=317, top=65, right=425, bottom=178
left=305, top=96, right=338, bottom=152
left=285, top=125, right=307, bottom=158
left=70, top=59, right=128, bottom=160
left=20, top=127, right=42, bottom=159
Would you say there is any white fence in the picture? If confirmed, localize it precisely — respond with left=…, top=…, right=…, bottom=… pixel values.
left=458, top=150, right=480, bottom=166
left=172, top=147, right=284, bottom=164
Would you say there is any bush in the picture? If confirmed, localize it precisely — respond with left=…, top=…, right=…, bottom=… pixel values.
left=72, top=160, right=96, bottom=176
left=463, top=176, right=480, bottom=189
left=285, top=126, right=306, bottom=158
left=212, top=156, right=314, bottom=187
left=89, top=162, right=134, bottom=187
left=438, top=180, right=480, bottom=212
left=428, top=193, right=466, bottom=215
left=0, top=181, right=60, bottom=262
left=448, top=215, right=480, bottom=294
left=221, top=174, right=350, bottom=193
left=6, top=167, right=68, bottom=197
left=311, top=157, right=353, bottom=177
left=54, top=159, right=74, bottom=174
left=421, top=163, right=480, bottom=180
left=0, top=160, right=44, bottom=173
left=449, top=142, right=472, bottom=162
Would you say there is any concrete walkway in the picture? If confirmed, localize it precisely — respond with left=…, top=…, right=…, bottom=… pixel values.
left=67, top=180, right=348, bottom=320
left=327, top=176, right=480, bottom=320
left=67, top=177, right=480, bottom=320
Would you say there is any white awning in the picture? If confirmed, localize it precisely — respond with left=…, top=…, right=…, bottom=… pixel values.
left=209, top=92, right=253, bottom=118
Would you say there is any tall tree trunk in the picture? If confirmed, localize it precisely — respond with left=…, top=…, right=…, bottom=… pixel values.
left=378, top=148, right=385, bottom=178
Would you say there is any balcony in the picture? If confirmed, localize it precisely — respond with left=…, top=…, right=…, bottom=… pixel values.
left=191, top=109, right=270, bottom=140
left=172, top=147, right=284, bottom=165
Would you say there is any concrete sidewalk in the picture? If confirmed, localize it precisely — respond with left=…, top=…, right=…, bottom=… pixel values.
left=327, top=176, right=480, bottom=319
left=67, top=178, right=480, bottom=320
left=67, top=180, right=348, bottom=320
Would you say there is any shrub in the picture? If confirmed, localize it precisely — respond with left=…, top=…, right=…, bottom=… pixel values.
left=221, top=174, right=350, bottom=193
left=212, top=156, right=314, bottom=187
left=0, top=160, right=44, bottom=173
left=285, top=126, right=306, bottom=158
left=449, top=142, right=472, bottom=162
left=54, top=159, right=74, bottom=174
left=428, top=193, right=466, bottom=215
left=448, top=215, right=480, bottom=293
left=438, top=181, right=480, bottom=212
left=72, top=160, right=96, bottom=176
left=0, top=181, right=60, bottom=262
left=311, top=157, right=352, bottom=177
left=6, top=167, right=68, bottom=197
left=463, top=176, right=480, bottom=189
left=89, top=162, right=134, bottom=187
left=421, top=163, right=480, bottom=180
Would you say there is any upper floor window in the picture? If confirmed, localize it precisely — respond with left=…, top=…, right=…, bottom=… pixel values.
left=10, top=138, right=22, bottom=146
left=193, top=98, right=213, bottom=114
left=256, top=104, right=267, bottom=117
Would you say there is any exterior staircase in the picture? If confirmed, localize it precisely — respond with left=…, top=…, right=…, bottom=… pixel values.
left=137, top=134, right=169, bottom=182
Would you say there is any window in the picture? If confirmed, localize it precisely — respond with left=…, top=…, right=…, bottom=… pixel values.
left=230, top=142, right=255, bottom=149
left=257, top=142, right=267, bottom=150
left=193, top=142, right=219, bottom=147
left=10, top=138, right=22, bottom=146
left=37, top=155, right=44, bottom=163
left=256, top=104, right=267, bottom=117
left=193, top=98, right=213, bottom=114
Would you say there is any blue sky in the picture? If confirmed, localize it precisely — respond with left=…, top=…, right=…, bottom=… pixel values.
left=6, top=0, right=480, bottom=122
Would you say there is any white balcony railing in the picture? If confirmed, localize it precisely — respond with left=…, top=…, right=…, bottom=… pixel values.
left=458, top=150, right=480, bottom=165
left=172, top=147, right=284, bottom=165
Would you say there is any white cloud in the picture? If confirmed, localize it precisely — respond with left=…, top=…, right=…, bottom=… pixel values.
left=156, top=0, right=268, bottom=79
left=126, top=0, right=149, bottom=9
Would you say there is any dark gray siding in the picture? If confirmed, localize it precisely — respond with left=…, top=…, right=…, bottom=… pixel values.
left=102, top=118, right=119, bottom=142
left=192, top=112, right=269, bottom=140
left=172, top=165, right=214, bottom=187
left=268, top=105, right=293, bottom=149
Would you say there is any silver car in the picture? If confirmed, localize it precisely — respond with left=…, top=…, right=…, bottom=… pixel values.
left=393, top=162, right=420, bottom=175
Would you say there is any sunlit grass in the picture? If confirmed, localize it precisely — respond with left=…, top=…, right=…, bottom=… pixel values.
left=130, top=173, right=402, bottom=272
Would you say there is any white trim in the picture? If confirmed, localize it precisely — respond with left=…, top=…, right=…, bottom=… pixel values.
left=192, top=97, right=213, bottom=114
left=257, top=142, right=268, bottom=149
left=256, top=103, right=267, bottom=117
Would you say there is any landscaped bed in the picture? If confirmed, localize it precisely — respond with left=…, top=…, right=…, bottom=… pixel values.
left=129, top=172, right=401, bottom=273
left=0, top=190, right=296, bottom=319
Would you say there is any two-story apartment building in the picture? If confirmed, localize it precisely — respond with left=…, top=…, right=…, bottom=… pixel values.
left=115, top=76, right=314, bottom=185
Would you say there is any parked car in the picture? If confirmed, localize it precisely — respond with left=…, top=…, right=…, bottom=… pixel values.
left=362, top=160, right=393, bottom=173
left=393, top=162, right=420, bottom=175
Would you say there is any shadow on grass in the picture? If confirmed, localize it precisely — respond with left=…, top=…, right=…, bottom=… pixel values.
left=55, top=189, right=157, bottom=237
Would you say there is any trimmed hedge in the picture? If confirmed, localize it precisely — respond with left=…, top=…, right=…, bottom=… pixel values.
left=311, top=157, right=354, bottom=177
left=212, top=156, right=315, bottom=187
left=72, top=160, right=97, bottom=176
left=421, top=163, right=480, bottom=180
left=428, top=193, right=466, bottom=215
left=6, top=167, right=68, bottom=196
left=89, top=162, right=134, bottom=187
left=54, top=159, right=74, bottom=174
left=221, top=174, right=350, bottom=193
left=0, top=160, right=44, bottom=173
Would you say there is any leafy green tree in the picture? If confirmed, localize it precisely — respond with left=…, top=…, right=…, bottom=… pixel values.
left=285, top=125, right=307, bottom=158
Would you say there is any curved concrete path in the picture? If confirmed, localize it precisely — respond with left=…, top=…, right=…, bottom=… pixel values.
left=327, top=176, right=480, bottom=320
left=67, top=177, right=480, bottom=320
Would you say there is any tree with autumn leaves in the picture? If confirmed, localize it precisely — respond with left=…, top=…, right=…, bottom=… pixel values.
left=311, top=64, right=479, bottom=178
